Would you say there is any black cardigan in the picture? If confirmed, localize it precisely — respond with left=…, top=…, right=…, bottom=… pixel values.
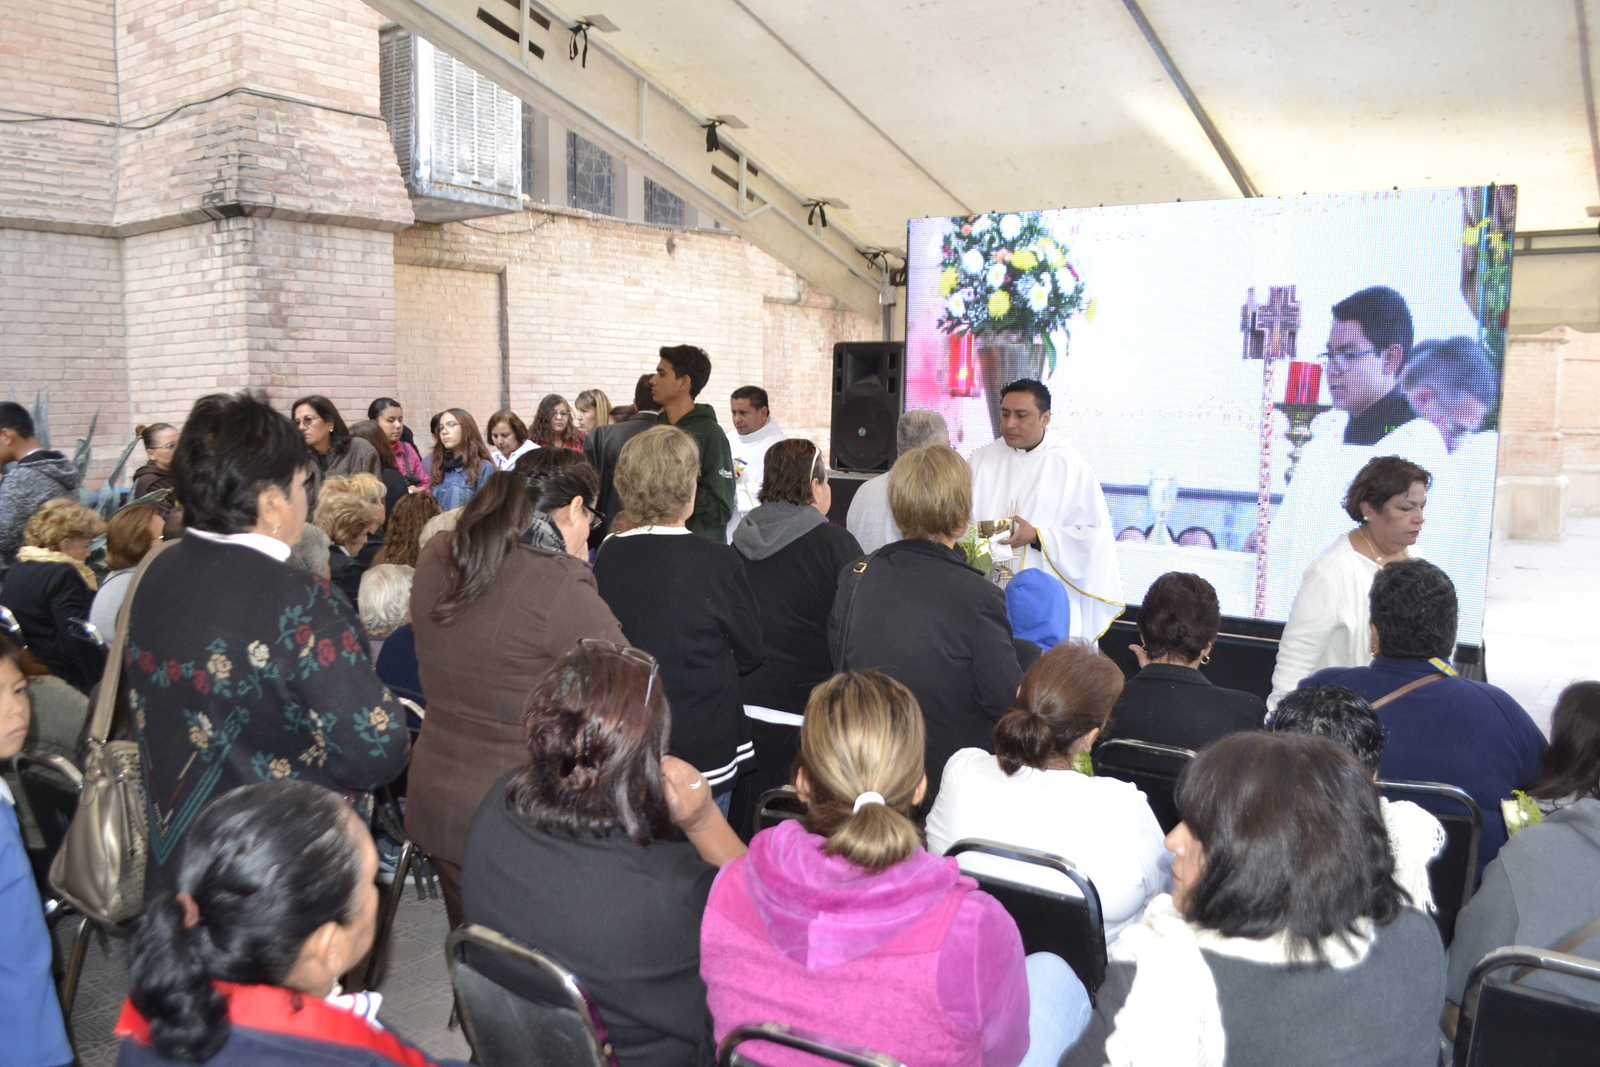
left=736, top=522, right=863, bottom=714
left=1100, top=662, right=1266, bottom=752
left=828, top=538, right=1022, bottom=802
left=594, top=532, right=763, bottom=792
left=0, top=560, right=105, bottom=692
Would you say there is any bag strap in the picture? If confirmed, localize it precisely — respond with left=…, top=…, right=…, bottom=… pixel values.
left=1512, top=913, right=1600, bottom=982
left=1371, top=670, right=1447, bottom=709
left=832, top=551, right=878, bottom=673
left=87, top=538, right=177, bottom=745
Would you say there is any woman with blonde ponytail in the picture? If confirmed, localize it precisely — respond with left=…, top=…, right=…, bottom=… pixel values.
left=701, top=671, right=1090, bottom=1067
left=926, top=640, right=1169, bottom=943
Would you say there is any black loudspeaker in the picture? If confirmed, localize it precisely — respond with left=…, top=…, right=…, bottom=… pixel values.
left=830, top=342, right=904, bottom=473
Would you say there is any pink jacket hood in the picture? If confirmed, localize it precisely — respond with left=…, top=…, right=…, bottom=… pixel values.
left=742, top=818, right=970, bottom=970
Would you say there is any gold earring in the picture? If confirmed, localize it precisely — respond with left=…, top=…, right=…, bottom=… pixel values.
left=1200, top=653, right=1211, bottom=665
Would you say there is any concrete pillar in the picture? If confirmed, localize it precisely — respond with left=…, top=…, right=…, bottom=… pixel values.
left=531, top=110, right=569, bottom=207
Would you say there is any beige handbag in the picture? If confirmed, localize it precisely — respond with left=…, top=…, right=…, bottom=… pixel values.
left=49, top=539, right=174, bottom=924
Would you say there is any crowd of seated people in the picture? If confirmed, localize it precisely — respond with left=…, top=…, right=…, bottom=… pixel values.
left=2, top=377, right=1597, bottom=1067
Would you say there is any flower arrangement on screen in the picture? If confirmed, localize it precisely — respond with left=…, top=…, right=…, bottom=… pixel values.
left=936, top=211, right=1087, bottom=375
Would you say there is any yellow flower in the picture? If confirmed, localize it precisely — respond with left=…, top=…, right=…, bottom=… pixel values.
left=369, top=707, right=391, bottom=732
left=248, top=641, right=269, bottom=669
left=1011, top=250, right=1038, bottom=271
left=1047, top=245, right=1066, bottom=268
left=188, top=725, right=210, bottom=750
left=268, top=758, right=292, bottom=779
left=1086, top=297, right=1099, bottom=323
left=938, top=266, right=959, bottom=297
left=988, top=290, right=1012, bottom=318
left=207, top=653, right=232, bottom=681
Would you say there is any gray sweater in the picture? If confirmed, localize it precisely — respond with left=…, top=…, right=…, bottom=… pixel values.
left=1067, top=906, right=1445, bottom=1067
left=0, top=450, right=79, bottom=567
left=1447, top=797, right=1600, bottom=1005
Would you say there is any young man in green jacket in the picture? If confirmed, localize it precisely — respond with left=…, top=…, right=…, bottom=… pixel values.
left=651, top=344, right=737, bottom=541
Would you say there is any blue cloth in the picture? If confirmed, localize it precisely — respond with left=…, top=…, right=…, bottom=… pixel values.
left=1005, top=570, right=1072, bottom=650
left=429, top=459, right=496, bottom=512
left=1020, top=951, right=1091, bottom=1067
left=1304, top=655, right=1545, bottom=876
left=1, top=795, right=73, bottom=1067
left=374, top=622, right=423, bottom=720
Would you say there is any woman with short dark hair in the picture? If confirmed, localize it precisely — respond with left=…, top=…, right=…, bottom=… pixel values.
left=486, top=408, right=536, bottom=471
left=428, top=408, right=497, bottom=511
left=1101, top=571, right=1265, bottom=751
left=125, top=392, right=408, bottom=891
left=292, top=395, right=382, bottom=510
left=926, top=640, right=1168, bottom=942
left=728, top=438, right=862, bottom=827
left=131, top=422, right=180, bottom=520
left=115, top=780, right=458, bottom=1066
left=1269, top=454, right=1431, bottom=709
left=1065, top=731, right=1446, bottom=1067
left=462, top=639, right=745, bottom=1067
left=408, top=463, right=625, bottom=926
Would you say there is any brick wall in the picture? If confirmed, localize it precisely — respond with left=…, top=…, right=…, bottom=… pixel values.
left=393, top=210, right=877, bottom=452
left=394, top=262, right=503, bottom=435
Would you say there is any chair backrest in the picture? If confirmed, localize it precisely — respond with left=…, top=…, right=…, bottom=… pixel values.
left=1377, top=779, right=1480, bottom=946
left=718, top=1022, right=904, bottom=1067
left=943, top=838, right=1107, bottom=998
left=1091, top=739, right=1195, bottom=834
left=752, top=785, right=807, bottom=837
left=446, top=924, right=618, bottom=1067
left=65, top=617, right=107, bottom=651
left=1455, top=946, right=1600, bottom=1067
left=9, top=750, right=82, bottom=906
left=0, top=605, right=23, bottom=645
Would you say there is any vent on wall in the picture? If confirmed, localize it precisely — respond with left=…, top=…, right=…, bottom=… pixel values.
left=380, top=27, right=523, bottom=223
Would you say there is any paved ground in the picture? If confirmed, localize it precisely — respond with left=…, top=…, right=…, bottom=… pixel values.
left=59, top=520, right=1600, bottom=1062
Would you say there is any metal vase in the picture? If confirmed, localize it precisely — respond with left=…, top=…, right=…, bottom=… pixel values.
left=976, top=330, right=1048, bottom=438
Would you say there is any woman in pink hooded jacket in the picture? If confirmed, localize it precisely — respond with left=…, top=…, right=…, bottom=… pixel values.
left=700, top=671, right=1090, bottom=1067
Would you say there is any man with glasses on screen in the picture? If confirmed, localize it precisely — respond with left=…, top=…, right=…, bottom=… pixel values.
left=1264, top=287, right=1449, bottom=620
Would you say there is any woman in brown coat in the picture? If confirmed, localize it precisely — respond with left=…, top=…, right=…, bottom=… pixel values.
left=406, top=455, right=625, bottom=925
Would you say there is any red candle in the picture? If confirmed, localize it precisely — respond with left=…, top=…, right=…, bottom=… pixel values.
left=948, top=334, right=976, bottom=397
left=1284, top=361, right=1321, bottom=404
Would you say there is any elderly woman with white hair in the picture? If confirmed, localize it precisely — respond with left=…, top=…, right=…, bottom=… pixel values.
left=359, top=563, right=414, bottom=663
left=845, top=409, right=949, bottom=552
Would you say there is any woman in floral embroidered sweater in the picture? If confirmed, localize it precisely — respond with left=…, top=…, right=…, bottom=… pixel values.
left=125, top=392, right=409, bottom=893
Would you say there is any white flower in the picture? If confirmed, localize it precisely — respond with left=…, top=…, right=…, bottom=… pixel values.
left=999, top=214, right=1023, bottom=240
left=973, top=216, right=993, bottom=233
left=248, top=641, right=270, bottom=669
left=946, top=293, right=967, bottom=317
left=986, top=263, right=1007, bottom=288
left=1028, top=282, right=1050, bottom=312
left=960, top=249, right=983, bottom=274
left=1055, top=267, right=1076, bottom=293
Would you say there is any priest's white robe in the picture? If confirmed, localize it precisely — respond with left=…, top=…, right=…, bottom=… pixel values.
left=970, top=428, right=1124, bottom=640
left=726, top=420, right=787, bottom=540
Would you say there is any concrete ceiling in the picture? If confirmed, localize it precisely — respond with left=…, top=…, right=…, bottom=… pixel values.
left=575, top=0, right=1600, bottom=243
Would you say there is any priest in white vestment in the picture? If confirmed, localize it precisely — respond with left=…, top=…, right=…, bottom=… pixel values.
left=969, top=379, right=1124, bottom=641
left=725, top=386, right=786, bottom=540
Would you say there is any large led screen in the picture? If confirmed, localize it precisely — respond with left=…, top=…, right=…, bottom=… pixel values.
left=905, top=187, right=1514, bottom=644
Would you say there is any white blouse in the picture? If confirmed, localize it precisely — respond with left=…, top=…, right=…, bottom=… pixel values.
left=1267, top=533, right=1382, bottom=710
left=924, top=748, right=1172, bottom=942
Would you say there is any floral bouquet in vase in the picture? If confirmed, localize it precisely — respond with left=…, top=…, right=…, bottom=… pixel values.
left=936, top=212, right=1088, bottom=437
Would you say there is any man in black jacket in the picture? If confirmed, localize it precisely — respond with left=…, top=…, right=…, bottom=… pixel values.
left=0, top=402, right=81, bottom=571
left=583, top=374, right=659, bottom=547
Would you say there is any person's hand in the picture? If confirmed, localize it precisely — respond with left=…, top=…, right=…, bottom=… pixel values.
left=1129, top=643, right=1151, bottom=669
left=662, top=755, right=718, bottom=833
left=1002, top=516, right=1037, bottom=547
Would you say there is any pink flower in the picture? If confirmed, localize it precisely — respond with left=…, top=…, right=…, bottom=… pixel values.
left=139, top=650, right=155, bottom=674
left=316, top=639, right=336, bottom=667
left=192, top=670, right=211, bottom=694
left=341, top=630, right=360, bottom=654
left=166, top=660, right=182, bottom=682
left=295, top=624, right=314, bottom=647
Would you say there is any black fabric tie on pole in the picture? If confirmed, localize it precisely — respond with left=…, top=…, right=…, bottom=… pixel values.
left=806, top=200, right=828, bottom=228
left=704, top=119, right=723, bottom=153
left=569, top=20, right=590, bottom=66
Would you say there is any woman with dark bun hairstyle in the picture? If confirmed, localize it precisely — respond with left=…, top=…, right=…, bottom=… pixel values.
left=1064, top=732, right=1445, bottom=1067
left=702, top=670, right=1091, bottom=1067
left=132, top=422, right=180, bottom=519
left=926, top=640, right=1169, bottom=942
left=115, top=780, right=461, bottom=1066
left=462, top=639, right=745, bottom=1067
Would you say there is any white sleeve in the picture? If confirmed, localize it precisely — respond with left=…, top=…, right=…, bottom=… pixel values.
left=1268, top=554, right=1343, bottom=710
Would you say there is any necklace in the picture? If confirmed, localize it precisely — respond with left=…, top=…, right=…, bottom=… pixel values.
left=1359, top=526, right=1406, bottom=566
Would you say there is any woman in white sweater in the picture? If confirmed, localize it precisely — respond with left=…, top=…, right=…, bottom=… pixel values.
left=1267, top=455, right=1431, bottom=710
left=925, top=639, right=1170, bottom=942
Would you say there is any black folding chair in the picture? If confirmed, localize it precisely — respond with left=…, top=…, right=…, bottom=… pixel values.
left=446, top=923, right=619, bottom=1067
left=8, top=751, right=94, bottom=1023
left=752, top=785, right=806, bottom=837
left=0, top=605, right=25, bottom=646
left=943, top=838, right=1108, bottom=1000
left=354, top=770, right=439, bottom=991
left=719, top=1023, right=903, bottom=1067
left=1377, top=779, right=1480, bottom=947
left=1454, top=946, right=1600, bottom=1067
left=1091, top=739, right=1195, bottom=834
